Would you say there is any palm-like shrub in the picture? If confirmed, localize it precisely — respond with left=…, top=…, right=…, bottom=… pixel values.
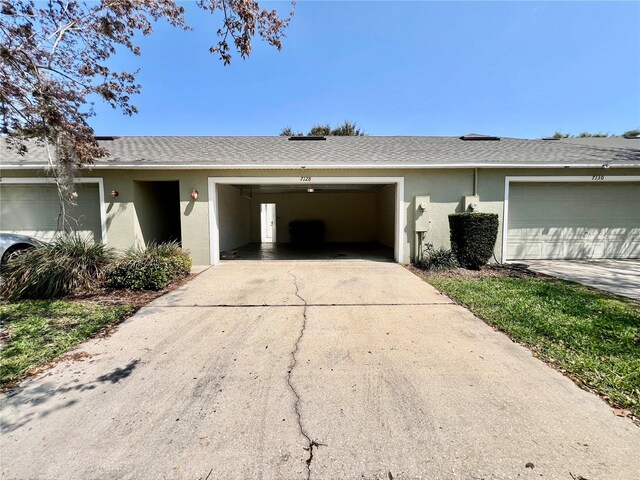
left=107, top=242, right=192, bottom=291
left=0, top=235, right=114, bottom=300
left=417, top=244, right=459, bottom=271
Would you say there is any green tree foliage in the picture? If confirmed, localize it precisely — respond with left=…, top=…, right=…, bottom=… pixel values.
left=547, top=129, right=640, bottom=138
left=279, top=126, right=304, bottom=137
left=576, top=132, right=609, bottom=138
left=280, top=120, right=366, bottom=136
left=308, top=123, right=333, bottom=136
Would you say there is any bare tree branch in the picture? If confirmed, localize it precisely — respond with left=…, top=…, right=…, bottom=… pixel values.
left=1, top=0, right=294, bottom=231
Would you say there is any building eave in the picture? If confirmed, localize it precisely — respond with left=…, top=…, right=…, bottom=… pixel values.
left=1, top=163, right=638, bottom=171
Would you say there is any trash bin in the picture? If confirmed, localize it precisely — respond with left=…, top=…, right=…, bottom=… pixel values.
left=289, top=220, right=325, bottom=245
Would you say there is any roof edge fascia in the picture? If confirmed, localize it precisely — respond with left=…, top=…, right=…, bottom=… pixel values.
left=1, top=163, right=639, bottom=170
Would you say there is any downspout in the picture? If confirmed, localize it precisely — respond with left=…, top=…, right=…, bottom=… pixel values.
left=473, top=168, right=478, bottom=196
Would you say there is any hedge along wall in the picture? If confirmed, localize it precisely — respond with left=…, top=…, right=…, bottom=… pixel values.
left=448, top=213, right=499, bottom=269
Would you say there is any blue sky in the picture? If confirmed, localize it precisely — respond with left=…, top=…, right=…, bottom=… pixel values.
left=89, top=1, right=640, bottom=138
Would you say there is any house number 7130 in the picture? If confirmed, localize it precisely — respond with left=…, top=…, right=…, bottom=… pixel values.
left=300, top=176, right=311, bottom=182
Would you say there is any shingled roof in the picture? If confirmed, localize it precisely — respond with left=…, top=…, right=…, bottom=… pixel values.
left=2, top=135, right=639, bottom=169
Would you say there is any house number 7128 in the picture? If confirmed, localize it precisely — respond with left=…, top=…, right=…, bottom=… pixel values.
left=591, top=175, right=605, bottom=181
left=300, top=176, right=311, bottom=182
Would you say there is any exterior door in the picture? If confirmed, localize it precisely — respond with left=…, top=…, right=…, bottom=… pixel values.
left=260, top=203, right=276, bottom=243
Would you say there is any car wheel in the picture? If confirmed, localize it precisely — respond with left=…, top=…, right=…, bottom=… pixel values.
left=1, top=245, right=34, bottom=266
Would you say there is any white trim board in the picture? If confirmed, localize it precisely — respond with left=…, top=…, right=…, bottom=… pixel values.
left=501, top=175, right=640, bottom=262
left=0, top=177, right=108, bottom=244
left=208, top=176, right=405, bottom=264
left=3, top=163, right=640, bottom=170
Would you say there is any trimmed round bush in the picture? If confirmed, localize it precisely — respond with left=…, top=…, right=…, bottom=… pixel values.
left=448, top=213, right=499, bottom=270
left=0, top=235, right=114, bottom=300
left=107, top=242, right=192, bottom=291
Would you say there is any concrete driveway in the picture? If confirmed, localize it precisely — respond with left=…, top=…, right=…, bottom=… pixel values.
left=1, top=261, right=639, bottom=480
left=525, top=259, right=640, bottom=300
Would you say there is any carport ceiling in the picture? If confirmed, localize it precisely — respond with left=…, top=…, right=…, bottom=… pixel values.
left=232, top=184, right=388, bottom=194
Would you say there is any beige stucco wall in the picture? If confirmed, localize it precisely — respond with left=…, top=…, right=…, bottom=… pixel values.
left=218, top=184, right=251, bottom=252
left=2, top=166, right=638, bottom=265
left=376, top=185, right=396, bottom=248
left=248, top=191, right=379, bottom=244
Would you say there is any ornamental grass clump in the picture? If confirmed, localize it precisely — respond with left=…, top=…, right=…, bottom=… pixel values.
left=107, top=242, right=192, bottom=291
left=416, top=244, right=459, bottom=271
left=0, top=234, right=114, bottom=300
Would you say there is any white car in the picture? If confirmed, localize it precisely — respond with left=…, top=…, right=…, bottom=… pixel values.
left=0, top=233, right=41, bottom=265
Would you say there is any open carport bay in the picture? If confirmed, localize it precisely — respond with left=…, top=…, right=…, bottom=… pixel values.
left=217, top=182, right=396, bottom=261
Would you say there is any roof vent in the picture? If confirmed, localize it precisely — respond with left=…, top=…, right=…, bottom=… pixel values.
left=95, top=136, right=116, bottom=141
left=288, top=136, right=326, bottom=141
left=459, top=133, right=500, bottom=141
left=541, top=137, right=560, bottom=141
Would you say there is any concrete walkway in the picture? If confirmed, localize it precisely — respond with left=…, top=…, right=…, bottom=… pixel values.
left=1, top=261, right=639, bottom=479
left=525, top=259, right=640, bottom=300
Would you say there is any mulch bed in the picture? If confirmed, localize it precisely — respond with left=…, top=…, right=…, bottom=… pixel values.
left=407, top=262, right=546, bottom=281
left=66, top=273, right=197, bottom=309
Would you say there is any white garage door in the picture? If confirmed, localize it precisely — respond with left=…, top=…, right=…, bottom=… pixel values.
left=0, top=183, right=102, bottom=242
left=507, top=182, right=640, bottom=260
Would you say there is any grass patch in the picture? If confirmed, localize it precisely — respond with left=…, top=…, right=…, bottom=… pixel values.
left=427, top=275, right=640, bottom=417
left=0, top=300, right=134, bottom=386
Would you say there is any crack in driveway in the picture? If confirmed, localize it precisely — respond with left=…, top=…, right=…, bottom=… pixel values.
left=286, top=267, right=325, bottom=480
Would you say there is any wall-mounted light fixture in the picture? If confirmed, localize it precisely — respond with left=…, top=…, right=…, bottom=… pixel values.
left=307, top=188, right=315, bottom=193
left=602, top=164, right=610, bottom=169
left=110, top=190, right=119, bottom=197
left=191, top=189, right=199, bottom=200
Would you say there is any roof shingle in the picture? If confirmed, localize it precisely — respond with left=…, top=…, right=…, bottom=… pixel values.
left=2, top=135, right=639, bottom=168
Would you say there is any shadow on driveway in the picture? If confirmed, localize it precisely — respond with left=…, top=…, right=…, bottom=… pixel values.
left=1, top=359, right=140, bottom=434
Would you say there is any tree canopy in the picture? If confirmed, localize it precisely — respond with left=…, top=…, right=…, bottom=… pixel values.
left=280, top=120, right=365, bottom=137
left=1, top=0, right=294, bottom=203
left=549, top=129, right=639, bottom=139
left=280, top=120, right=366, bottom=137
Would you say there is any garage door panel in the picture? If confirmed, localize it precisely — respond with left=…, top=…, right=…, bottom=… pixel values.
left=507, top=242, right=542, bottom=259
left=605, top=227, right=635, bottom=240
left=509, top=224, right=551, bottom=239
left=507, top=182, right=640, bottom=260
left=543, top=242, right=566, bottom=259
left=0, top=184, right=102, bottom=242
left=607, top=241, right=635, bottom=258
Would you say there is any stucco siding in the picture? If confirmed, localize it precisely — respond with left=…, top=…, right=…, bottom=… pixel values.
left=376, top=185, right=395, bottom=248
left=217, top=184, right=251, bottom=253
left=247, top=191, right=378, bottom=244
left=2, top=167, right=638, bottom=265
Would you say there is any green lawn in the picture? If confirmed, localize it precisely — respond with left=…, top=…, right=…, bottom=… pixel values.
left=427, top=275, right=640, bottom=417
left=0, top=300, right=134, bottom=386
